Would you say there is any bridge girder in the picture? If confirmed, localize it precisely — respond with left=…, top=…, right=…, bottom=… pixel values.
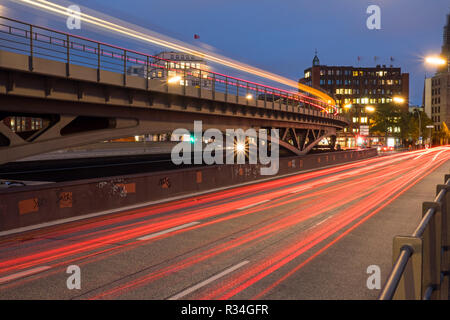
left=0, top=51, right=345, bottom=164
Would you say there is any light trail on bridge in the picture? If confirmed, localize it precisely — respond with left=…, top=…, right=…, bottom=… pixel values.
left=10, top=0, right=337, bottom=109
left=0, top=147, right=448, bottom=299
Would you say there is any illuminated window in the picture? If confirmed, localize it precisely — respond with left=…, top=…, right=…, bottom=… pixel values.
left=353, top=71, right=359, bottom=76
left=305, top=71, right=311, bottom=78
left=353, top=117, right=358, bottom=123
left=360, top=117, right=368, bottom=124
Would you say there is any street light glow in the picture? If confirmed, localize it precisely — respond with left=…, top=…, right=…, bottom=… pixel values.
left=393, top=96, right=405, bottom=104
left=343, top=104, right=352, bottom=109
left=236, top=142, right=246, bottom=153
left=246, top=94, right=253, bottom=100
left=425, top=56, right=447, bottom=66
left=168, top=75, right=181, bottom=84
left=365, top=106, right=375, bottom=113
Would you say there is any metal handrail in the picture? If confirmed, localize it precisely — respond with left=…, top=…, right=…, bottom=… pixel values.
left=378, top=246, right=413, bottom=300
left=378, top=175, right=450, bottom=300
left=0, top=16, right=344, bottom=119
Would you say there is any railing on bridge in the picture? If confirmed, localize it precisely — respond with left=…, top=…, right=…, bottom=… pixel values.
left=0, top=16, right=339, bottom=116
left=379, top=174, right=450, bottom=300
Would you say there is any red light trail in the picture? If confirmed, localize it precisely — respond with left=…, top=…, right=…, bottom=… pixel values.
left=0, top=147, right=448, bottom=299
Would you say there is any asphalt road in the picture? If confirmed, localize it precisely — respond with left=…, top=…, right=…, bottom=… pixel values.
left=0, top=146, right=449, bottom=300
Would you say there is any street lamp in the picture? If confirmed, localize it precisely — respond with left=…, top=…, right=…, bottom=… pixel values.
left=343, top=103, right=352, bottom=110
left=365, top=105, right=375, bottom=113
left=425, top=55, right=449, bottom=72
left=393, top=96, right=405, bottom=104
left=168, top=75, right=181, bottom=84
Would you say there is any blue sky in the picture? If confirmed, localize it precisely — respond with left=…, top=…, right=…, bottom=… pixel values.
left=2, top=0, right=449, bottom=105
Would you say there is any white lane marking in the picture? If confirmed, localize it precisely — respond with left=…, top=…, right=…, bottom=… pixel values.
left=432, top=150, right=446, bottom=161
left=237, top=200, right=270, bottom=210
left=289, top=186, right=312, bottom=194
left=0, top=266, right=51, bottom=284
left=315, top=216, right=332, bottom=227
left=168, top=260, right=250, bottom=300
left=137, top=222, right=200, bottom=241
left=414, top=150, right=430, bottom=160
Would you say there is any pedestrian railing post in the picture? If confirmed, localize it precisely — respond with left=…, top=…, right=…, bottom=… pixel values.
left=29, top=25, right=33, bottom=71
left=437, top=180, right=450, bottom=299
left=392, top=236, right=422, bottom=300
left=123, top=50, right=127, bottom=86
left=421, top=202, right=442, bottom=299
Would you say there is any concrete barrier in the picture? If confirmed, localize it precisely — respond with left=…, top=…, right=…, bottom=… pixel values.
left=0, top=148, right=378, bottom=232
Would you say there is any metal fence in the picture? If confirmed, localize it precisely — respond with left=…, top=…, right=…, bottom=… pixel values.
left=379, top=174, right=450, bottom=300
left=0, top=16, right=339, bottom=116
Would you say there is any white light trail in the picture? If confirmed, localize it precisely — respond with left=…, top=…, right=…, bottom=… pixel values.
left=12, top=0, right=336, bottom=107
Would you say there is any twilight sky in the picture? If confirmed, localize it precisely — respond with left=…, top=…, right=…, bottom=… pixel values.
left=2, top=0, right=449, bottom=105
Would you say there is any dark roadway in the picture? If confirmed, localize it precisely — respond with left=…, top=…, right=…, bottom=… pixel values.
left=0, top=147, right=448, bottom=300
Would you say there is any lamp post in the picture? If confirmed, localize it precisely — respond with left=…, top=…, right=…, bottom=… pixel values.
left=426, top=125, right=434, bottom=146
left=413, top=108, right=422, bottom=147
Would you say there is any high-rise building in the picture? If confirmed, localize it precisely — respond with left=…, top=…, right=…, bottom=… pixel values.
left=438, top=13, right=450, bottom=73
left=299, top=53, right=410, bottom=147
left=424, top=12, right=450, bottom=132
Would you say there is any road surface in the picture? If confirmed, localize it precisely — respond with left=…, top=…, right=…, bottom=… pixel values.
left=0, top=147, right=449, bottom=300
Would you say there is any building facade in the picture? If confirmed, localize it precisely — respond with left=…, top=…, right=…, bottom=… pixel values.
left=299, top=53, right=410, bottom=148
left=424, top=13, right=450, bottom=133
left=128, top=51, right=211, bottom=89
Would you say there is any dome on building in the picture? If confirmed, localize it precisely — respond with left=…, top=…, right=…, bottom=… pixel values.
left=312, top=50, right=320, bottom=66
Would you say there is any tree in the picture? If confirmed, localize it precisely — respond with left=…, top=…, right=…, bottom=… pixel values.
left=402, top=110, right=432, bottom=144
left=370, top=104, right=432, bottom=146
left=436, top=122, right=450, bottom=145
left=370, top=103, right=403, bottom=141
